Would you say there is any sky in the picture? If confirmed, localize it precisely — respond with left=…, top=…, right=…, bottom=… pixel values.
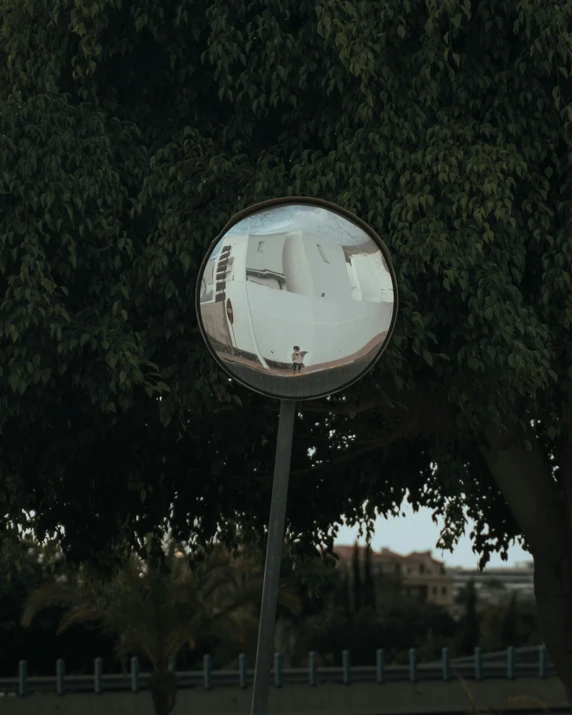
left=227, top=204, right=369, bottom=246
left=334, top=501, right=532, bottom=570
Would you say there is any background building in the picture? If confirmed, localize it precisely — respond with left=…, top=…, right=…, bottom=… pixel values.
left=450, top=561, right=535, bottom=610
left=335, top=546, right=455, bottom=612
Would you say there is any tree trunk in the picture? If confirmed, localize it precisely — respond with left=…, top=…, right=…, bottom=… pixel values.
left=481, top=425, right=572, bottom=707
left=149, top=670, right=177, bottom=715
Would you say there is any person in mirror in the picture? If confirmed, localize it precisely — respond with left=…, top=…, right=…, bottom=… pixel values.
left=292, top=346, right=308, bottom=373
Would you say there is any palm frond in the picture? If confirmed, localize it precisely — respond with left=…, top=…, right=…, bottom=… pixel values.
left=214, top=577, right=301, bottom=616
left=56, top=607, right=106, bottom=635
left=164, top=613, right=209, bottom=657
left=114, top=631, right=158, bottom=671
left=210, top=608, right=259, bottom=642
left=21, top=582, right=81, bottom=627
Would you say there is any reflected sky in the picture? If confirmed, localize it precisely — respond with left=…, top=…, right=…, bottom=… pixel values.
left=225, top=204, right=369, bottom=247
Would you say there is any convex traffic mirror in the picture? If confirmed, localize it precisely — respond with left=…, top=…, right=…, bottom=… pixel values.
left=196, top=198, right=398, bottom=401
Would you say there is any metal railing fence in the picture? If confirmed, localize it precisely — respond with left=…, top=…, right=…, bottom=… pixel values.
left=0, top=645, right=557, bottom=697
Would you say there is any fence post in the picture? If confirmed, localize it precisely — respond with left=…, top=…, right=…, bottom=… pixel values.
left=274, top=653, right=282, bottom=687
left=507, top=646, right=515, bottom=680
left=309, top=651, right=317, bottom=687
left=474, top=647, right=483, bottom=681
left=376, top=649, right=385, bottom=684
left=203, top=655, right=212, bottom=690
left=342, top=650, right=351, bottom=685
left=239, top=653, right=247, bottom=689
left=131, top=656, right=140, bottom=693
left=539, top=645, right=547, bottom=679
left=18, top=660, right=27, bottom=697
left=442, top=647, right=451, bottom=682
left=409, top=648, right=418, bottom=683
left=94, top=658, right=103, bottom=694
left=56, top=659, right=65, bottom=696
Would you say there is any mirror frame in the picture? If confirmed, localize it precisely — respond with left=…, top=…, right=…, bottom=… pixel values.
left=194, top=196, right=399, bottom=401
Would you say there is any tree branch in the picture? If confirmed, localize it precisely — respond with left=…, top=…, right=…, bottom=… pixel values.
left=296, top=396, right=396, bottom=414
left=289, top=441, right=389, bottom=478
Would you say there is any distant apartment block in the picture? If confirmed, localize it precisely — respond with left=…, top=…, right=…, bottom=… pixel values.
left=450, top=561, right=535, bottom=607
left=334, top=546, right=454, bottom=610
left=334, top=546, right=535, bottom=616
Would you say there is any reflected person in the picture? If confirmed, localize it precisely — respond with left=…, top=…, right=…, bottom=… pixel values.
left=291, top=346, right=308, bottom=373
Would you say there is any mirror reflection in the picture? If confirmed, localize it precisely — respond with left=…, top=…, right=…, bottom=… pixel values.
left=198, top=203, right=396, bottom=400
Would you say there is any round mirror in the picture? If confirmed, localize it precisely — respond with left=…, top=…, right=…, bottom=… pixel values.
left=196, top=198, right=398, bottom=401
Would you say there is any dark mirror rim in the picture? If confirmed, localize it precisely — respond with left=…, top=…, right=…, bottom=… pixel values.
left=194, top=196, right=399, bottom=402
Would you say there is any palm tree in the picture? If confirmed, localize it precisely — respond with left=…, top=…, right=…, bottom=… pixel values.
left=21, top=540, right=300, bottom=715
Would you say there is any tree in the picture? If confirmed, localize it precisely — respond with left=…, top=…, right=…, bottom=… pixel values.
left=455, top=580, right=480, bottom=656
left=351, top=542, right=362, bottom=613
left=479, top=604, right=504, bottom=653
left=501, top=592, right=519, bottom=649
left=363, top=544, right=376, bottom=610
left=21, top=541, right=300, bottom=715
left=340, top=567, right=352, bottom=618
left=3, top=0, right=572, bottom=702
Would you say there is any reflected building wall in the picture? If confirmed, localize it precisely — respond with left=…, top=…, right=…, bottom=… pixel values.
left=247, top=231, right=392, bottom=368
left=247, top=286, right=390, bottom=367
left=282, top=232, right=352, bottom=301
left=281, top=232, right=314, bottom=296
left=200, top=260, right=215, bottom=302
left=348, top=252, right=394, bottom=304
left=221, top=235, right=260, bottom=359
left=245, top=233, right=287, bottom=288
left=247, top=286, right=316, bottom=366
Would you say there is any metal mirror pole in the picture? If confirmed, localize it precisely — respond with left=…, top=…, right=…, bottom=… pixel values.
left=250, top=399, right=297, bottom=715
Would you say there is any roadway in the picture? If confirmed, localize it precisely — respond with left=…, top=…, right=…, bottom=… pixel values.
left=0, top=676, right=569, bottom=715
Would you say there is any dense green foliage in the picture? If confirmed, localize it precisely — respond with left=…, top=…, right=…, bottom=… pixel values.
left=480, top=594, right=541, bottom=652
left=455, top=580, right=541, bottom=654
left=1, top=0, right=572, bottom=566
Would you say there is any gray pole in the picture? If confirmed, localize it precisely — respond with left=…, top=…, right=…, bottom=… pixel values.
left=250, top=399, right=296, bottom=715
